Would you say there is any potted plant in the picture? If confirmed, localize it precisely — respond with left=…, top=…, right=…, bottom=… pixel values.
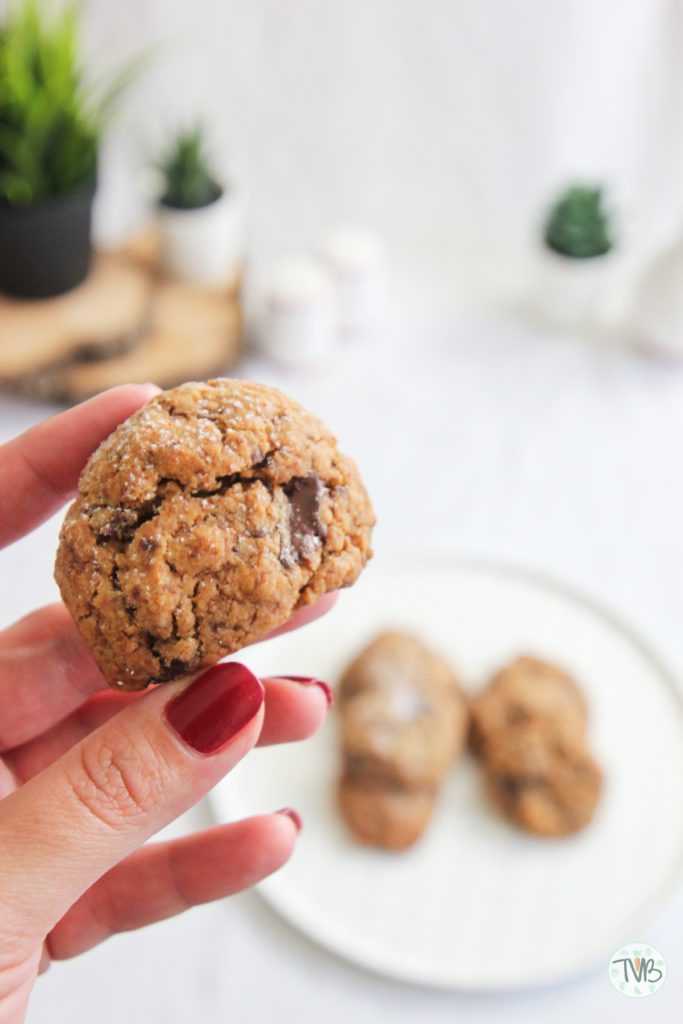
left=0, top=0, right=134, bottom=299
left=537, top=184, right=614, bottom=329
left=157, top=124, right=244, bottom=287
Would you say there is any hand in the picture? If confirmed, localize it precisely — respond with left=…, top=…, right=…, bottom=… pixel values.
left=0, top=385, right=333, bottom=1024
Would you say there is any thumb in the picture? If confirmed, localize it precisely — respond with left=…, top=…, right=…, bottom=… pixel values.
left=0, top=663, right=264, bottom=948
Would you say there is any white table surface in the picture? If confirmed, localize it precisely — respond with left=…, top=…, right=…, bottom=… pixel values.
left=2, top=313, right=682, bottom=1022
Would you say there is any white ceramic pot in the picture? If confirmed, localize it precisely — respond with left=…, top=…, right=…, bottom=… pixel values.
left=535, top=247, right=611, bottom=331
left=258, top=256, right=336, bottom=365
left=158, top=189, right=245, bottom=287
left=317, top=224, right=387, bottom=334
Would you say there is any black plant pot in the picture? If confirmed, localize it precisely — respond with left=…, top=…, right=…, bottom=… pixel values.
left=0, top=179, right=96, bottom=299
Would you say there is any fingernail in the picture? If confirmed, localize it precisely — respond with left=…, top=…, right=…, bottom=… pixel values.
left=277, top=675, right=334, bottom=708
left=165, top=663, right=264, bottom=754
left=276, top=807, right=303, bottom=832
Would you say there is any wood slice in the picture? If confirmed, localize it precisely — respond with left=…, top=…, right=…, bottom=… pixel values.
left=0, top=255, right=151, bottom=381
left=19, top=283, right=242, bottom=403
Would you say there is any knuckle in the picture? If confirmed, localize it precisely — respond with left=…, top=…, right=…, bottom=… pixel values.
left=66, top=728, right=173, bottom=830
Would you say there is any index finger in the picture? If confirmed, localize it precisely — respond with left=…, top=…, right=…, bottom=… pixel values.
left=0, top=593, right=337, bottom=749
left=0, top=383, right=160, bottom=550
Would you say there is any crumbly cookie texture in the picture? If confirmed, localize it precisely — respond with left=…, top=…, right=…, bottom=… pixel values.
left=337, top=631, right=467, bottom=850
left=471, top=656, right=602, bottom=837
left=55, top=379, right=374, bottom=690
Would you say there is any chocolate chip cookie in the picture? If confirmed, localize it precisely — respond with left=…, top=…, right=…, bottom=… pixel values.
left=338, top=631, right=467, bottom=849
left=471, top=656, right=602, bottom=836
left=55, top=379, right=374, bottom=689
left=469, top=655, right=587, bottom=755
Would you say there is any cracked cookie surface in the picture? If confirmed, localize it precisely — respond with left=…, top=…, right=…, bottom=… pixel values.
left=54, top=379, right=374, bottom=689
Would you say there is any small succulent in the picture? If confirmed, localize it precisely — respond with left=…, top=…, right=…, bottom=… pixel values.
left=544, top=185, right=613, bottom=259
left=0, top=0, right=142, bottom=207
left=159, top=125, right=222, bottom=210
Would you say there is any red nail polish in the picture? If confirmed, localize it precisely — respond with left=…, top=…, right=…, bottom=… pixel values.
left=277, top=675, right=334, bottom=708
left=165, top=664, right=264, bottom=754
left=276, top=807, right=303, bottom=832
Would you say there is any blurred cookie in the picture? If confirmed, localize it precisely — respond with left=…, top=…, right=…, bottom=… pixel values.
left=471, top=655, right=602, bottom=836
left=470, top=655, right=587, bottom=755
left=338, top=631, right=467, bottom=849
left=338, top=781, right=434, bottom=851
left=55, top=379, right=374, bottom=689
left=482, top=722, right=602, bottom=837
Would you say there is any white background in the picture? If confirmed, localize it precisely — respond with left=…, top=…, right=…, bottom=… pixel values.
left=82, top=0, right=683, bottom=323
left=2, top=0, right=683, bottom=1020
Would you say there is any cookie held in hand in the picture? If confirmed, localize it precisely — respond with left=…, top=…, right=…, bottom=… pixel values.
left=55, top=379, right=374, bottom=690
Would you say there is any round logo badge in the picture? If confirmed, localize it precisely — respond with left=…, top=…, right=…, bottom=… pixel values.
left=609, top=944, right=666, bottom=997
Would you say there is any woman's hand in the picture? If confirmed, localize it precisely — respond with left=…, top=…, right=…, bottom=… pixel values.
left=0, top=385, right=333, bottom=1024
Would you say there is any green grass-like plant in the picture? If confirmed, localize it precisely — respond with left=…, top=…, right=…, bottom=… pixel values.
left=159, top=125, right=222, bottom=210
left=544, top=185, right=613, bottom=259
left=0, top=0, right=141, bottom=207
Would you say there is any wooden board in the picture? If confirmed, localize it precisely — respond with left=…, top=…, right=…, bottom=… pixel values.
left=0, top=229, right=242, bottom=402
left=21, top=285, right=241, bottom=403
left=0, top=255, right=152, bottom=380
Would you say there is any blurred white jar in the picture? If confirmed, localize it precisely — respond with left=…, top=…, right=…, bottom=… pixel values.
left=158, top=189, right=245, bottom=289
left=258, top=256, right=336, bottom=364
left=317, top=225, right=387, bottom=333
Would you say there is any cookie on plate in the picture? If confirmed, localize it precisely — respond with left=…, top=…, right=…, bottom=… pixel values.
left=337, top=631, right=467, bottom=849
left=481, top=722, right=602, bottom=837
left=55, top=379, right=374, bottom=690
left=469, top=655, right=587, bottom=755
left=471, top=655, right=602, bottom=836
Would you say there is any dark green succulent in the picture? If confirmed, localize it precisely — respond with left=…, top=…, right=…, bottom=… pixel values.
left=544, top=185, right=613, bottom=259
left=0, top=0, right=139, bottom=207
left=159, top=125, right=222, bottom=210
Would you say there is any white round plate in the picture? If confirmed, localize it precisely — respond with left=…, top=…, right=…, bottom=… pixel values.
left=209, top=559, right=683, bottom=990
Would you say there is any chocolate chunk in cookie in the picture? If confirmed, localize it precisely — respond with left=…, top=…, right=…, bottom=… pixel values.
left=281, top=475, right=326, bottom=567
left=55, top=379, right=374, bottom=690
